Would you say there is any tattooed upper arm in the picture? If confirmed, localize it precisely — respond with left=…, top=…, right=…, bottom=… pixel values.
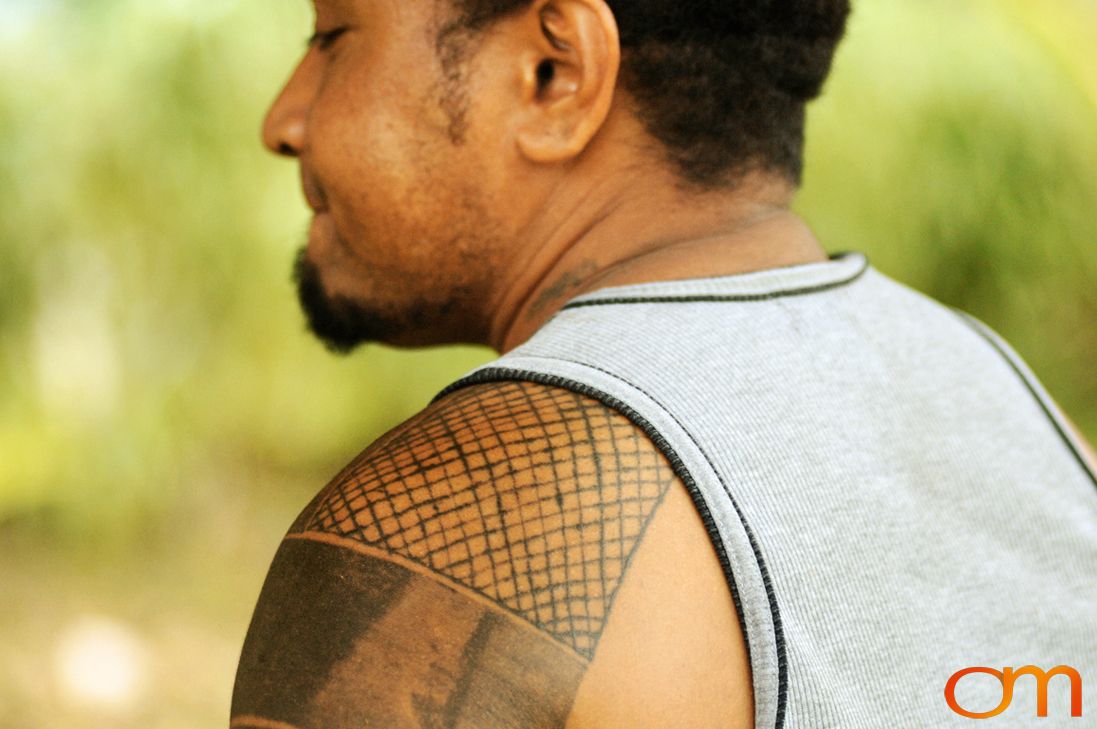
left=230, top=380, right=686, bottom=729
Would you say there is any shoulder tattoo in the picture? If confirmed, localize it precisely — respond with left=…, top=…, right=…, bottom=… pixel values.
left=231, top=380, right=682, bottom=729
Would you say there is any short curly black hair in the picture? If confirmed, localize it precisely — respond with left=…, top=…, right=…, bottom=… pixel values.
left=439, top=0, right=851, bottom=189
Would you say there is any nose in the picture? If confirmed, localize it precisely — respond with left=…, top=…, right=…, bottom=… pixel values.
left=261, top=55, right=317, bottom=157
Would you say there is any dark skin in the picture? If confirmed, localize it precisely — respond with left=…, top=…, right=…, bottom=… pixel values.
left=261, top=0, right=828, bottom=351
left=233, top=381, right=753, bottom=728
left=237, top=0, right=1097, bottom=726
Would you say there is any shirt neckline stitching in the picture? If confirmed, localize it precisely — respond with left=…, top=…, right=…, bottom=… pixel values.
left=560, top=251, right=871, bottom=310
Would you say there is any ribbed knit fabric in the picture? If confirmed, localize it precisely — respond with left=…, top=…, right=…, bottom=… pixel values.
left=433, top=250, right=1097, bottom=728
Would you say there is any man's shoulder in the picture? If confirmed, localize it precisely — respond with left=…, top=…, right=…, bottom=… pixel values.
left=232, top=379, right=754, bottom=729
left=288, top=378, right=677, bottom=658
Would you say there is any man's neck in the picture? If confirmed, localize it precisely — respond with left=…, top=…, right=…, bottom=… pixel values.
left=486, top=168, right=828, bottom=354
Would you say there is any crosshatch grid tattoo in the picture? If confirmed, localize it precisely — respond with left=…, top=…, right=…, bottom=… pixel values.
left=231, top=381, right=688, bottom=728
left=289, top=380, right=679, bottom=658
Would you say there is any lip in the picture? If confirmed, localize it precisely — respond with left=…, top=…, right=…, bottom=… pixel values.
left=299, top=166, right=328, bottom=213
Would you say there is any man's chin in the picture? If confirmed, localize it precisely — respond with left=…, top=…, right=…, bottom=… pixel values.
left=291, top=248, right=388, bottom=353
left=291, top=247, right=459, bottom=352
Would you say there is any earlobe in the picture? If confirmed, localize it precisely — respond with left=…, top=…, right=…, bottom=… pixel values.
left=514, top=0, right=620, bottom=164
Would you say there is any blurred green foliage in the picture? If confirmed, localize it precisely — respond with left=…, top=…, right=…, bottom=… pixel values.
left=0, top=0, right=493, bottom=536
left=799, top=0, right=1097, bottom=435
left=1, top=0, right=1095, bottom=725
left=2, top=0, right=1094, bottom=536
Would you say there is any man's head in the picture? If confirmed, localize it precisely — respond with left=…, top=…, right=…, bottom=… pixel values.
left=440, top=0, right=851, bottom=186
left=264, top=0, right=850, bottom=353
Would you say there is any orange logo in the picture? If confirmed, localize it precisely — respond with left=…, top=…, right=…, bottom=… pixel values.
left=944, top=665, right=1083, bottom=718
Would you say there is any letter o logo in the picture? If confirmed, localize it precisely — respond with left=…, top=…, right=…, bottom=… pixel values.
left=944, top=666, right=1015, bottom=719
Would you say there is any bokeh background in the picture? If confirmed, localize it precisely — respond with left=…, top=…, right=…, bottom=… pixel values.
left=1, top=0, right=1094, bottom=725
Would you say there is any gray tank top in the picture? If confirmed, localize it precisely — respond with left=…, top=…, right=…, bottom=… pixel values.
left=433, top=251, right=1097, bottom=728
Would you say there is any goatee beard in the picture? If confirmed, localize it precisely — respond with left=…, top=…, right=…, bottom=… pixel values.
left=291, top=246, right=408, bottom=354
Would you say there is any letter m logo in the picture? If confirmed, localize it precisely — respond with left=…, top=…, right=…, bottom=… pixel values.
left=1013, top=665, right=1083, bottom=718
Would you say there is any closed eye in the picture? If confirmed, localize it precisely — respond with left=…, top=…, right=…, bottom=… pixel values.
left=307, top=27, right=348, bottom=51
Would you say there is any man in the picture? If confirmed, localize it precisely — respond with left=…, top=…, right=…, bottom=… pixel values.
left=232, top=0, right=1097, bottom=727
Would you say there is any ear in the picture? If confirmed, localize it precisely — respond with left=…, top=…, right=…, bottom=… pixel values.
left=512, top=0, right=620, bottom=164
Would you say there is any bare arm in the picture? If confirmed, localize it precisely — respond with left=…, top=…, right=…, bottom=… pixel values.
left=231, top=381, right=752, bottom=728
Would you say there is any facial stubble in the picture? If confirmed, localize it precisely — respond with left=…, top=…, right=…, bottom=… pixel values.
left=290, top=19, right=503, bottom=354
left=293, top=244, right=481, bottom=353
